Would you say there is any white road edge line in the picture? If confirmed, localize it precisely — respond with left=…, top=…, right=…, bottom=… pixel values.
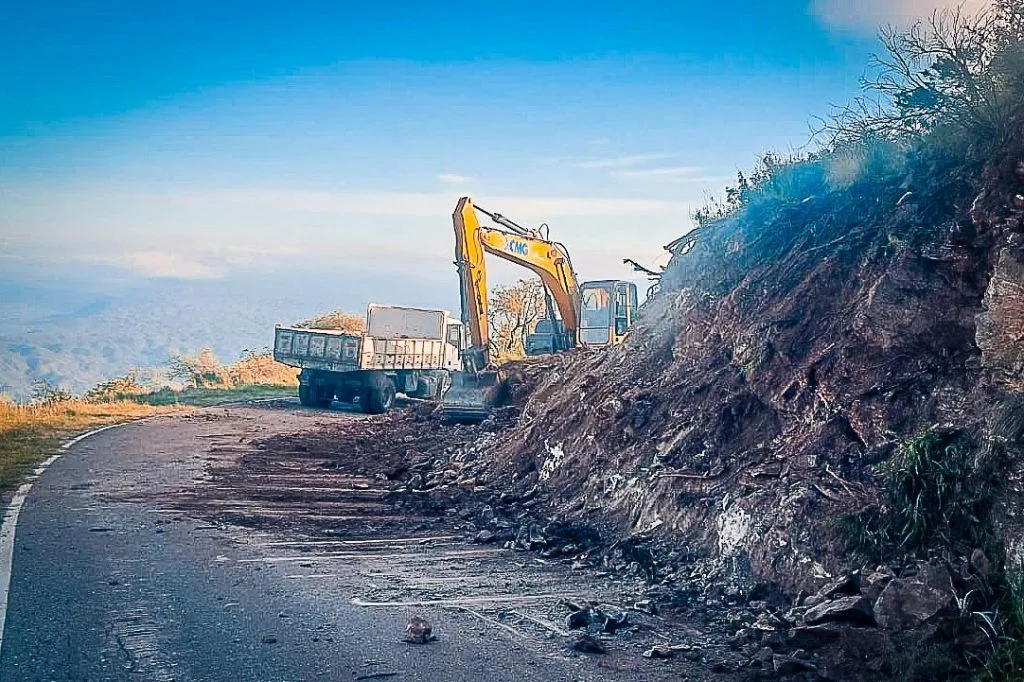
left=0, top=422, right=125, bottom=662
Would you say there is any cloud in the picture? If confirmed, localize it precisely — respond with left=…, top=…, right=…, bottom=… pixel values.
left=437, top=173, right=473, bottom=185
left=574, top=153, right=675, bottom=170
left=812, top=0, right=992, bottom=31
left=121, top=251, right=223, bottom=279
left=612, top=166, right=705, bottom=180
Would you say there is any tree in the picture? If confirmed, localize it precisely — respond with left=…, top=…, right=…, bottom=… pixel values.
left=488, top=279, right=549, bottom=361
left=819, top=2, right=1024, bottom=149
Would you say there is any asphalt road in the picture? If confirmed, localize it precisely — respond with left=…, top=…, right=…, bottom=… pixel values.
left=0, top=406, right=690, bottom=682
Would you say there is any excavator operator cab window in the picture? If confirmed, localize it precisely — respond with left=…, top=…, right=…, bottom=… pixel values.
left=580, top=283, right=616, bottom=345
left=614, top=282, right=637, bottom=336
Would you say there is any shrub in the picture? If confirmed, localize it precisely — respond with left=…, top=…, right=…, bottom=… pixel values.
left=228, top=349, right=298, bottom=387
left=29, top=378, right=74, bottom=405
left=842, top=428, right=994, bottom=559
left=168, top=349, right=231, bottom=389
left=84, top=369, right=150, bottom=403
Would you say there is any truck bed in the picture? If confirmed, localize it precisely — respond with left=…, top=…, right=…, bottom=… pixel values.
left=273, top=326, right=452, bottom=373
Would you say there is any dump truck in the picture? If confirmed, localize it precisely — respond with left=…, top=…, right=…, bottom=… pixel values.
left=273, top=304, right=466, bottom=413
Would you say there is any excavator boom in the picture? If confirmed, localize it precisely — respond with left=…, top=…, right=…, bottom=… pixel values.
left=445, top=197, right=583, bottom=421
left=443, top=196, right=636, bottom=422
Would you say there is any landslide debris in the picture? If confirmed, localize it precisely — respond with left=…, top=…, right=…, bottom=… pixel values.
left=273, top=80, right=1024, bottom=682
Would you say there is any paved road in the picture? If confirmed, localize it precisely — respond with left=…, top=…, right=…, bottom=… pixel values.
left=0, top=406, right=693, bottom=682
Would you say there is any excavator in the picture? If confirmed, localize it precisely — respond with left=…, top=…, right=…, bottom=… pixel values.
left=441, top=196, right=639, bottom=421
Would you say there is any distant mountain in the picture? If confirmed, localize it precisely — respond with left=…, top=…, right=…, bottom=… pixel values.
left=0, top=268, right=455, bottom=401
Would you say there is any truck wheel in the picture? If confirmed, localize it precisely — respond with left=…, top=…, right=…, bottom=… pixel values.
left=365, top=373, right=396, bottom=414
left=298, top=384, right=315, bottom=407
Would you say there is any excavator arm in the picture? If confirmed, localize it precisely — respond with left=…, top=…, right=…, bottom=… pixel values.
left=453, top=196, right=581, bottom=369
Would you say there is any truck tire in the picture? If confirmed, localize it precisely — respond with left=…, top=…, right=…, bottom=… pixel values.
left=365, top=373, right=396, bottom=414
left=298, top=384, right=315, bottom=407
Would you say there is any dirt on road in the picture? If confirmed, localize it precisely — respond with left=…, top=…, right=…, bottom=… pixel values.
left=100, top=404, right=764, bottom=681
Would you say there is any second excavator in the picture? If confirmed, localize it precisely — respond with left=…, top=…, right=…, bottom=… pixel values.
left=441, top=196, right=638, bottom=421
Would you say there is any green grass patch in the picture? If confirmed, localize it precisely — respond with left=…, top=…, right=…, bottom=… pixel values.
left=132, top=384, right=296, bottom=407
left=0, top=428, right=62, bottom=493
left=841, top=427, right=995, bottom=560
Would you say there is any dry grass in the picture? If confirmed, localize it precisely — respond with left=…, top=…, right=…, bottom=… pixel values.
left=229, top=353, right=299, bottom=387
left=0, top=399, right=183, bottom=494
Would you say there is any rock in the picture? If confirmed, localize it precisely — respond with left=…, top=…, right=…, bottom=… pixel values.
left=971, top=548, right=992, bottom=577
left=814, top=573, right=861, bottom=600
left=772, top=654, right=818, bottom=675
left=803, top=595, right=875, bottom=627
left=565, top=610, right=590, bottom=630
left=787, top=624, right=843, bottom=649
left=874, top=577, right=952, bottom=631
left=602, top=610, right=629, bottom=634
left=633, top=599, right=658, bottom=615
left=977, top=244, right=1024, bottom=376
left=261, top=635, right=278, bottom=644
left=642, top=644, right=674, bottom=659
left=839, top=627, right=894, bottom=670
left=473, top=530, right=495, bottom=544
left=569, top=633, right=607, bottom=654
left=404, top=616, right=435, bottom=644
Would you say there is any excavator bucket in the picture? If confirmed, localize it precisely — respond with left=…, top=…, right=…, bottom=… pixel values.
left=440, top=370, right=504, bottom=423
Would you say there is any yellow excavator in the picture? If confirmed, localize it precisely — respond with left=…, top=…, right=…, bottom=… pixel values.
left=441, top=196, right=638, bottom=421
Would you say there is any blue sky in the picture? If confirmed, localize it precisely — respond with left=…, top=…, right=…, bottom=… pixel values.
left=0, top=0, right=985, bottom=299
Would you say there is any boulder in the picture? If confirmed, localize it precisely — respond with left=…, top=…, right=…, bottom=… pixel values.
left=976, top=242, right=1024, bottom=380
left=814, top=573, right=861, bottom=601
left=839, top=627, right=895, bottom=673
left=874, top=577, right=952, bottom=631
left=788, top=623, right=843, bottom=649
left=803, top=596, right=876, bottom=627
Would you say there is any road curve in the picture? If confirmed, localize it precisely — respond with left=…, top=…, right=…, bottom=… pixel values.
left=0, top=406, right=690, bottom=682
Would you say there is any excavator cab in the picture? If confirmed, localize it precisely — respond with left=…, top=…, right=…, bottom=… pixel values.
left=579, top=280, right=638, bottom=347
